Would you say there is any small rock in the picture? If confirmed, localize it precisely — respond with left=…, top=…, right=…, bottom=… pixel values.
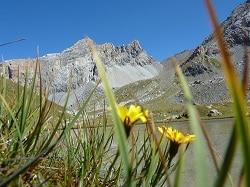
left=208, top=109, right=222, bottom=117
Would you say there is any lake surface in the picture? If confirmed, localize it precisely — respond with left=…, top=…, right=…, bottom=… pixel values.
left=72, top=118, right=247, bottom=186
left=131, top=118, right=245, bottom=186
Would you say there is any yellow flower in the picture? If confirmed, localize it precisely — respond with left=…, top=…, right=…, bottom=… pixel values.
left=117, top=104, right=149, bottom=137
left=158, top=125, right=195, bottom=167
left=158, top=126, right=195, bottom=144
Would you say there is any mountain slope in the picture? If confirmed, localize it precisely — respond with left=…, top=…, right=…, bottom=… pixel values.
left=165, top=0, right=250, bottom=104
left=181, top=1, right=250, bottom=79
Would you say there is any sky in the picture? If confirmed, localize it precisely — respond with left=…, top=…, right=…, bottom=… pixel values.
left=0, top=0, right=245, bottom=62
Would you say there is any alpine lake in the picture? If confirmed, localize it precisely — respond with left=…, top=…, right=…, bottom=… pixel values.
left=131, top=118, right=247, bottom=186
left=71, top=117, right=249, bottom=186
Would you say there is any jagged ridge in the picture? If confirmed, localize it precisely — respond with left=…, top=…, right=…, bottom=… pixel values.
left=1, top=38, right=162, bottom=108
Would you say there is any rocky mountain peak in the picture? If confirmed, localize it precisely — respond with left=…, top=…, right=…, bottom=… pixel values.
left=95, top=39, right=153, bottom=66
left=219, top=0, right=250, bottom=47
left=2, top=38, right=162, bottom=106
left=181, top=0, right=250, bottom=77
left=127, top=40, right=142, bottom=53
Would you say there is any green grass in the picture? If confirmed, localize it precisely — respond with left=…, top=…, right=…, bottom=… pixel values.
left=204, top=57, right=222, bottom=70
left=0, top=48, right=188, bottom=187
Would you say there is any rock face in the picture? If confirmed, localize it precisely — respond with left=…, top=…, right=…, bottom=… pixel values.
left=173, top=0, right=250, bottom=104
left=181, top=1, right=250, bottom=77
left=1, top=38, right=162, bottom=107
left=39, top=39, right=161, bottom=92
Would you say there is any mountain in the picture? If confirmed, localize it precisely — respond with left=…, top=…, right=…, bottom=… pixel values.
left=1, top=1, right=250, bottom=120
left=181, top=0, right=250, bottom=78
left=1, top=38, right=163, bottom=108
left=162, top=0, right=250, bottom=104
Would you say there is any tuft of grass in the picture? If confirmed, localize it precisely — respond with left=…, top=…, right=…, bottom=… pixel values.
left=0, top=52, right=193, bottom=187
left=0, top=61, right=67, bottom=186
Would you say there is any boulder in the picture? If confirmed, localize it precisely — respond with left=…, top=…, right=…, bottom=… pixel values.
left=208, top=109, right=222, bottom=117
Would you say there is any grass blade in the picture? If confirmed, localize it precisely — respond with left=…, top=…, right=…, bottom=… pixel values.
left=205, top=1, right=250, bottom=186
left=214, top=126, right=237, bottom=187
left=174, top=61, right=210, bottom=187
left=86, top=38, right=132, bottom=185
left=0, top=142, right=57, bottom=186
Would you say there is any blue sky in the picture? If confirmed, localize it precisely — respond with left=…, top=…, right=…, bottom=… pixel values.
left=0, top=0, right=245, bottom=62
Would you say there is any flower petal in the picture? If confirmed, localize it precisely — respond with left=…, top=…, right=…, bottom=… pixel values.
left=158, top=125, right=195, bottom=144
left=117, top=105, right=128, bottom=122
left=127, top=105, right=142, bottom=124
